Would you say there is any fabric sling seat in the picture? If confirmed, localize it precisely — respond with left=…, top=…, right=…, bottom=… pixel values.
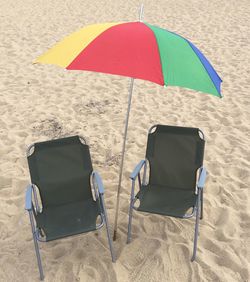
left=127, top=124, right=207, bottom=261
left=35, top=198, right=100, bottom=241
left=25, top=136, right=115, bottom=280
left=137, top=185, right=197, bottom=217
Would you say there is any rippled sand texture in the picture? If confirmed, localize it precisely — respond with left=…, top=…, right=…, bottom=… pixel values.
left=0, top=0, right=249, bottom=281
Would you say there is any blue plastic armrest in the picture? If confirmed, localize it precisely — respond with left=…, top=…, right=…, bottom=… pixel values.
left=197, top=167, right=207, bottom=189
left=25, top=185, right=33, bottom=210
left=130, top=160, right=146, bottom=180
left=93, top=171, right=105, bottom=195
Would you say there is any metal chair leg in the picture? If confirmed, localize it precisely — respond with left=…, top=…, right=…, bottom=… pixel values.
left=127, top=181, right=135, bottom=244
left=29, top=211, right=44, bottom=280
left=191, top=191, right=200, bottom=262
left=200, top=189, right=203, bottom=220
left=100, top=195, right=116, bottom=262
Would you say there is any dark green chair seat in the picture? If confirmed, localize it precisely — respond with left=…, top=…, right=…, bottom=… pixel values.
left=36, top=199, right=100, bottom=241
left=137, top=185, right=197, bottom=217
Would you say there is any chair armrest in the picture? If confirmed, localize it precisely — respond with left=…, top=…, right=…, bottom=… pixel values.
left=25, top=185, right=33, bottom=210
left=197, top=167, right=207, bottom=189
left=93, top=171, right=105, bottom=195
left=130, top=160, right=146, bottom=180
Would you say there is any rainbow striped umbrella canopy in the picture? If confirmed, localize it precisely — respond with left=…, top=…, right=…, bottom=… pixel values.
left=36, top=22, right=222, bottom=97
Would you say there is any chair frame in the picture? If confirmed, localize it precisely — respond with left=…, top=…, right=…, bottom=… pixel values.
left=25, top=136, right=115, bottom=280
left=127, top=125, right=206, bottom=261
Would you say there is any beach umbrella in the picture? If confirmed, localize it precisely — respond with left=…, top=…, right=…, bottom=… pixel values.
left=34, top=8, right=222, bottom=240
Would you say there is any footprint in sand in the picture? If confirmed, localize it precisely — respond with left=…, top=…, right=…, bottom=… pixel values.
left=121, top=238, right=161, bottom=269
left=52, top=246, right=67, bottom=260
left=130, top=254, right=164, bottom=282
left=0, top=176, right=12, bottom=190
left=213, top=249, right=249, bottom=281
left=164, top=243, right=193, bottom=282
left=54, top=261, right=75, bottom=282
left=76, top=256, right=117, bottom=282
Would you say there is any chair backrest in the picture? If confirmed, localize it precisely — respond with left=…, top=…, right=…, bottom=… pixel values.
left=27, top=136, right=93, bottom=208
left=146, top=125, right=205, bottom=191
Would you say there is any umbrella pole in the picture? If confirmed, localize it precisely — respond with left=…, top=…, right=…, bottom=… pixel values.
left=113, top=77, right=134, bottom=240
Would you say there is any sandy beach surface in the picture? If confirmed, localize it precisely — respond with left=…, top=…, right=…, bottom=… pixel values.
left=0, top=0, right=249, bottom=281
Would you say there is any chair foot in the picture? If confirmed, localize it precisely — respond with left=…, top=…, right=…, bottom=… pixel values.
left=104, top=218, right=116, bottom=262
left=191, top=253, right=196, bottom=262
left=34, top=234, right=44, bottom=280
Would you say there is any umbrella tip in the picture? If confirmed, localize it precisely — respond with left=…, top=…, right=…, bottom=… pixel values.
left=139, top=4, right=144, bottom=22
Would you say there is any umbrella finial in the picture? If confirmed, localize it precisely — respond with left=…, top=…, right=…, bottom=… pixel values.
left=139, top=4, right=144, bottom=22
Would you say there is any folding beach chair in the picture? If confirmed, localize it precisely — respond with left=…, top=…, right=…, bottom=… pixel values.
left=127, top=125, right=207, bottom=261
left=25, top=136, right=115, bottom=280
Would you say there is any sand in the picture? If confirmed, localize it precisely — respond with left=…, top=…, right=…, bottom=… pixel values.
left=0, top=0, right=249, bottom=281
